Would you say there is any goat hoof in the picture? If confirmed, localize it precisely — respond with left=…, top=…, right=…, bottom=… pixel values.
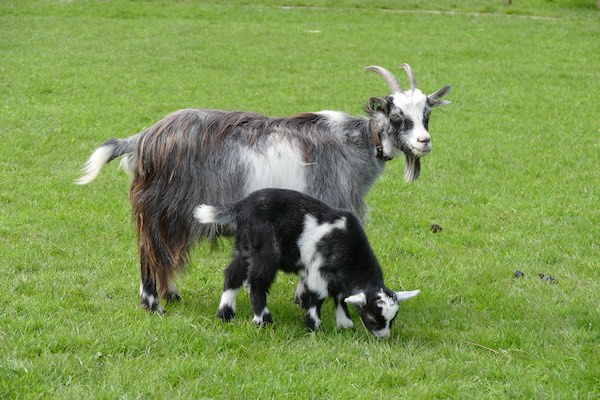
left=141, top=301, right=166, bottom=314
left=304, top=316, right=322, bottom=331
left=252, top=313, right=273, bottom=326
left=165, top=292, right=181, bottom=302
left=217, top=306, right=235, bottom=322
left=141, top=292, right=166, bottom=314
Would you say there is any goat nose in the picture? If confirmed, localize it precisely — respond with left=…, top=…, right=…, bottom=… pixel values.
left=418, top=136, right=431, bottom=144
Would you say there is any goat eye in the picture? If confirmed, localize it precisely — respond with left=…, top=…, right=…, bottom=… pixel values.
left=390, top=112, right=403, bottom=122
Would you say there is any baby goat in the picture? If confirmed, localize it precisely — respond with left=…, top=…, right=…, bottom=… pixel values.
left=194, top=188, right=420, bottom=338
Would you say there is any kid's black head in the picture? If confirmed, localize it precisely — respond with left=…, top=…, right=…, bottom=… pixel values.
left=345, top=287, right=420, bottom=338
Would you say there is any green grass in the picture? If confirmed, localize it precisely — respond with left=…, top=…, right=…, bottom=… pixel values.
left=1, top=0, right=599, bottom=398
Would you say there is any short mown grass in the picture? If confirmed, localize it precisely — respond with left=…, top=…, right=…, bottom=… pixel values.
left=1, top=1, right=599, bottom=398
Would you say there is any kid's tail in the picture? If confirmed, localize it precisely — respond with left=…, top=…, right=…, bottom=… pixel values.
left=194, top=203, right=236, bottom=228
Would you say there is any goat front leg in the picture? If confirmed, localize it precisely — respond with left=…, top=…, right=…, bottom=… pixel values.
left=333, top=293, right=354, bottom=329
left=294, top=279, right=310, bottom=310
left=303, top=293, right=326, bottom=331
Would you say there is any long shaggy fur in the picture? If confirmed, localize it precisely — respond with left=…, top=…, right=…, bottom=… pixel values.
left=84, top=109, right=385, bottom=306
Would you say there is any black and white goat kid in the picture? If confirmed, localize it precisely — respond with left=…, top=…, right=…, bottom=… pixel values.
left=77, top=64, right=449, bottom=314
left=194, top=188, right=421, bottom=339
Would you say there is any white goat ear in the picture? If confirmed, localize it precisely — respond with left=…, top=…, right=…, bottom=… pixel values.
left=344, top=292, right=367, bottom=306
left=395, top=290, right=421, bottom=302
left=428, top=85, right=452, bottom=107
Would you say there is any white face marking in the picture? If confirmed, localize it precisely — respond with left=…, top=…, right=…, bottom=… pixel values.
left=243, top=139, right=308, bottom=195
left=373, top=327, right=391, bottom=339
left=219, top=288, right=240, bottom=312
left=391, top=90, right=431, bottom=156
left=297, top=215, right=347, bottom=298
left=373, top=290, right=399, bottom=338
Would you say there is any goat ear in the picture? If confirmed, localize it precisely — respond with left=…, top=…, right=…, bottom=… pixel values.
left=428, top=85, right=452, bottom=107
left=368, top=97, right=388, bottom=114
left=395, top=289, right=421, bottom=302
left=344, top=292, right=367, bottom=306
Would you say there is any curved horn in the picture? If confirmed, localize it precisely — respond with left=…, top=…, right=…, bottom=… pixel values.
left=365, top=65, right=404, bottom=94
left=400, top=63, right=417, bottom=91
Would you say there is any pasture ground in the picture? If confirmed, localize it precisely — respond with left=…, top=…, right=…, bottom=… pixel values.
left=1, top=1, right=599, bottom=398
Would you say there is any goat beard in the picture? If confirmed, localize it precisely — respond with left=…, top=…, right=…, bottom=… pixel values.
left=404, top=154, right=421, bottom=182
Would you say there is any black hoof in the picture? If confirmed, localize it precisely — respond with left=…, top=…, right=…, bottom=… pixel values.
left=217, top=306, right=235, bottom=322
left=141, top=299, right=166, bottom=314
left=165, top=292, right=182, bottom=302
left=304, top=315, right=321, bottom=331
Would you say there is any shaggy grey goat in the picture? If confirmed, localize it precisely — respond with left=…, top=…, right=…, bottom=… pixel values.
left=76, top=64, right=451, bottom=313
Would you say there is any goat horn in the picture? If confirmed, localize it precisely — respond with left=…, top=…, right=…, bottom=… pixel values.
left=365, top=65, right=404, bottom=94
left=400, top=63, right=417, bottom=91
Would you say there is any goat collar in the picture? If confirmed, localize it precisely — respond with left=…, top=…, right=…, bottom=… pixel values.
left=369, top=120, right=392, bottom=161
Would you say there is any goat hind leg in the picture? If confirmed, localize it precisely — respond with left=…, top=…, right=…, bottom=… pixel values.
left=139, top=244, right=166, bottom=314
left=247, top=261, right=278, bottom=326
left=217, top=253, right=247, bottom=322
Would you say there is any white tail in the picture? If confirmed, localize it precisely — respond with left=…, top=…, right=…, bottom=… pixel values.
left=75, top=145, right=114, bottom=185
left=193, top=204, right=217, bottom=224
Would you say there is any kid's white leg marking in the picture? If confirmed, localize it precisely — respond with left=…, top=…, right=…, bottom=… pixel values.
left=308, top=306, right=322, bottom=329
left=297, top=215, right=347, bottom=298
left=335, top=302, right=354, bottom=329
left=294, top=280, right=306, bottom=304
left=252, top=307, right=270, bottom=325
left=219, top=288, right=240, bottom=312
left=243, top=279, right=251, bottom=293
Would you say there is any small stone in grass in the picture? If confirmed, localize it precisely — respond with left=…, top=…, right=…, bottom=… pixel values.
left=430, top=223, right=443, bottom=233
left=514, top=270, right=524, bottom=278
left=539, top=273, right=557, bottom=284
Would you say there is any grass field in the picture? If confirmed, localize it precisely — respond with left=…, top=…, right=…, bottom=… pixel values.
left=1, top=0, right=599, bottom=398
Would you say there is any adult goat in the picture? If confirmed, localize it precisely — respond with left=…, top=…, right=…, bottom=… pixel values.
left=77, top=64, right=451, bottom=313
